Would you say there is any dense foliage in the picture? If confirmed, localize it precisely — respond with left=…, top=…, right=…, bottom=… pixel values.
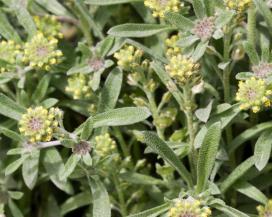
left=1, top=0, right=272, bottom=216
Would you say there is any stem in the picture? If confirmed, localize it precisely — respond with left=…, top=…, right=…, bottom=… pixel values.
left=38, top=140, right=62, bottom=149
left=183, top=85, right=197, bottom=180
left=112, top=173, right=127, bottom=217
left=223, top=31, right=232, bottom=103
left=112, top=127, right=130, bottom=157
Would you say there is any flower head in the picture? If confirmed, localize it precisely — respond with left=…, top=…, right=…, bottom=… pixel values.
left=95, top=133, right=118, bottom=158
left=224, top=0, right=252, bottom=13
left=73, top=141, right=91, bottom=156
left=23, top=32, right=63, bottom=70
left=114, top=45, right=143, bottom=71
left=165, top=54, right=200, bottom=84
left=19, top=107, right=62, bottom=143
left=34, top=15, right=63, bottom=39
left=192, top=17, right=215, bottom=41
left=168, top=197, right=212, bottom=217
left=236, top=77, right=272, bottom=113
left=88, top=57, right=104, bottom=71
left=65, top=73, right=93, bottom=99
left=252, top=62, right=272, bottom=79
left=0, top=40, right=21, bottom=73
left=257, top=200, right=272, bottom=217
left=165, top=34, right=182, bottom=57
left=144, top=0, right=182, bottom=17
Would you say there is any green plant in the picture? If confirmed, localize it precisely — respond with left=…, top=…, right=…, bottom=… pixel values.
left=0, top=0, right=272, bottom=217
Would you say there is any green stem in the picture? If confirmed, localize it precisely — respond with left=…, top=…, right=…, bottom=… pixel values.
left=183, top=85, right=197, bottom=180
left=113, top=127, right=130, bottom=157
left=112, top=173, right=127, bottom=217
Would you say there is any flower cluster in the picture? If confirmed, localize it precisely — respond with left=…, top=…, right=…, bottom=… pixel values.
left=154, top=107, right=177, bottom=129
left=192, top=17, right=215, bottom=41
left=114, top=45, right=143, bottom=71
left=168, top=198, right=212, bottom=217
left=34, top=15, right=63, bottom=39
left=0, top=40, right=21, bottom=73
left=257, top=200, right=272, bottom=217
left=73, top=141, right=91, bottom=156
left=252, top=62, right=272, bottom=79
left=165, top=54, right=200, bottom=84
left=165, top=34, right=182, bottom=58
left=23, top=32, right=63, bottom=70
left=224, top=0, right=252, bottom=13
left=236, top=77, right=272, bottom=113
left=95, top=133, right=118, bottom=158
left=19, top=107, right=62, bottom=143
left=144, top=0, right=182, bottom=17
left=65, top=73, right=93, bottom=99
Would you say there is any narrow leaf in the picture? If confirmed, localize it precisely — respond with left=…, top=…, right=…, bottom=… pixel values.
left=197, top=122, right=221, bottom=193
left=108, top=24, right=173, bottom=38
left=32, top=75, right=51, bottom=103
left=85, top=0, right=143, bottom=5
left=164, top=12, right=194, bottom=31
left=128, top=202, right=170, bottom=217
left=60, top=154, right=80, bottom=180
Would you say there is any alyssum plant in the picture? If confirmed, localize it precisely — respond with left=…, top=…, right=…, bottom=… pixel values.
left=0, top=0, right=272, bottom=216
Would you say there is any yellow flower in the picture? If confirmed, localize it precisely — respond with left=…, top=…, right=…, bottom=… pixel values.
left=65, top=73, right=93, bottom=99
left=168, top=198, right=212, bottom=217
left=165, top=34, right=182, bottom=57
left=23, top=32, right=63, bottom=70
left=34, top=15, right=63, bottom=39
left=224, top=0, right=252, bottom=13
left=144, top=0, right=182, bottom=17
left=0, top=40, right=22, bottom=73
left=114, top=45, right=143, bottom=71
left=95, top=133, right=118, bottom=158
left=236, top=77, right=272, bottom=113
left=257, top=199, right=272, bottom=217
left=165, top=54, right=200, bottom=84
left=19, top=107, right=62, bottom=143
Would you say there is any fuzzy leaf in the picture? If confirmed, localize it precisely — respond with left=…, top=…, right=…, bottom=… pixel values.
left=60, top=154, right=81, bottom=180
left=137, top=131, right=193, bottom=187
left=197, top=122, right=221, bottom=193
left=220, top=156, right=255, bottom=193
left=243, top=41, right=259, bottom=65
left=192, top=0, right=205, bottom=18
left=32, top=75, right=51, bottom=103
left=5, top=156, right=27, bottom=176
left=0, top=93, right=26, bottom=120
left=0, top=10, right=21, bottom=42
left=128, top=203, right=170, bottom=217
left=22, top=150, right=40, bottom=189
left=108, top=24, right=173, bottom=37
left=35, top=0, right=73, bottom=16
left=85, top=0, right=143, bottom=5
left=195, top=100, right=213, bottom=123
left=164, top=12, right=194, bottom=31
left=120, top=172, right=165, bottom=185
left=90, top=179, right=111, bottom=217
left=254, top=130, right=272, bottom=171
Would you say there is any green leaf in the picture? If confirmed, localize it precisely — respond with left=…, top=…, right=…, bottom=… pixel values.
left=41, top=98, right=59, bottom=108
left=0, top=93, right=26, bottom=120
left=203, top=0, right=215, bottom=16
left=61, top=192, right=92, bottom=215
left=98, top=36, right=115, bottom=57
left=90, top=178, right=111, bottom=217
left=85, top=0, right=143, bottom=5
left=8, top=191, right=24, bottom=200
left=164, top=12, right=194, bottom=31
left=22, top=150, right=40, bottom=189
left=136, top=131, right=193, bottom=187
left=128, top=202, right=170, bottom=217
left=93, top=107, right=151, bottom=128
left=80, top=117, right=94, bottom=140
left=243, top=41, right=259, bottom=65
left=195, top=100, right=213, bottom=123
left=97, top=67, right=123, bottom=112
left=43, top=148, right=73, bottom=194
left=213, top=203, right=250, bottom=217
left=5, top=156, right=27, bottom=176
left=215, top=10, right=234, bottom=28
left=234, top=181, right=268, bottom=204
left=60, top=154, right=81, bottom=180
left=220, top=156, right=255, bottom=193
left=177, top=35, right=199, bottom=48
left=35, top=0, right=73, bottom=17
left=235, top=72, right=254, bottom=80
left=197, top=122, right=221, bottom=193
left=0, top=10, right=21, bottom=42
left=11, top=1, right=37, bottom=38
left=108, top=24, right=173, bottom=38
left=230, top=121, right=272, bottom=154
left=191, top=41, right=209, bottom=61
left=192, top=0, right=205, bottom=18
left=0, top=127, right=25, bottom=142
left=8, top=199, right=24, bottom=217
left=120, top=172, right=165, bottom=185
left=254, top=0, right=272, bottom=34
left=254, top=130, right=272, bottom=171
left=32, top=75, right=51, bottom=103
